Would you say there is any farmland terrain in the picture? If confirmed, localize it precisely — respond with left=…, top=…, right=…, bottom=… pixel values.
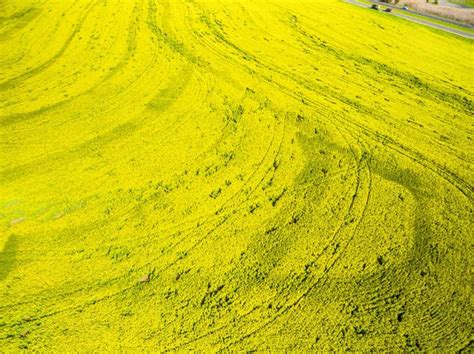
left=1, top=0, right=473, bottom=351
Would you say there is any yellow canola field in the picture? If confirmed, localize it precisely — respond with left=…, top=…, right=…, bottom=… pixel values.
left=0, top=0, right=473, bottom=351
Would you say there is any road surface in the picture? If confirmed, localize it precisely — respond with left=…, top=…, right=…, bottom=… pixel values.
left=345, top=0, right=474, bottom=39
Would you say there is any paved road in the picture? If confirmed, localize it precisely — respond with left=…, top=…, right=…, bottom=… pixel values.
left=370, top=0, right=473, bottom=28
left=345, top=0, right=474, bottom=39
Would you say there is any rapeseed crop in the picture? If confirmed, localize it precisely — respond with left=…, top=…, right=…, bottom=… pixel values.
left=1, top=0, right=472, bottom=351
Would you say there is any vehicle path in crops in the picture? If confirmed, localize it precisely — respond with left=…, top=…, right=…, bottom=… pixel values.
left=1, top=0, right=473, bottom=351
